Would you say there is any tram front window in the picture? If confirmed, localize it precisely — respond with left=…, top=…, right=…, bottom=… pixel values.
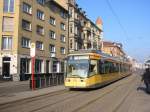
left=67, top=60, right=89, bottom=78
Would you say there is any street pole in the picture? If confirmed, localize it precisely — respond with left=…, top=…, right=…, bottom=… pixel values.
left=30, top=42, right=36, bottom=90
left=32, top=57, right=35, bottom=90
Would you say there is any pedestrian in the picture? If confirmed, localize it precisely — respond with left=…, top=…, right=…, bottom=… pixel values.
left=142, top=68, right=150, bottom=93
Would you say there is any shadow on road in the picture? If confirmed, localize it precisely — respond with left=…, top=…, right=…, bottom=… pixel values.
left=137, top=86, right=150, bottom=95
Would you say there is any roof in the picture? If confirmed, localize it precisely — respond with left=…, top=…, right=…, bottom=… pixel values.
left=102, top=41, right=125, bottom=55
left=103, top=41, right=122, bottom=48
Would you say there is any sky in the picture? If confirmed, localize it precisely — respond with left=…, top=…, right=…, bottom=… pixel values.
left=77, top=0, right=150, bottom=63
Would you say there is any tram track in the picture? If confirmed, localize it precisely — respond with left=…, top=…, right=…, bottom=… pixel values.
left=72, top=75, right=137, bottom=112
left=29, top=90, right=88, bottom=112
left=0, top=74, right=137, bottom=112
left=30, top=75, right=136, bottom=112
left=112, top=76, right=139, bottom=112
left=0, top=89, right=86, bottom=112
left=0, top=89, right=68, bottom=109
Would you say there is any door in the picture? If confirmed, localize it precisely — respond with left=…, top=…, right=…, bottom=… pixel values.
left=2, top=57, right=10, bottom=78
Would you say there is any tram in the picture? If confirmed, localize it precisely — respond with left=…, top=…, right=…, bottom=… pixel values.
left=65, top=50, right=132, bottom=89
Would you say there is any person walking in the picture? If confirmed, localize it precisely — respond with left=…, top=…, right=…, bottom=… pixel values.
left=142, top=68, right=150, bottom=93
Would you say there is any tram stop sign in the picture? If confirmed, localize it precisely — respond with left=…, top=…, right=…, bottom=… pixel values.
left=30, top=43, right=36, bottom=57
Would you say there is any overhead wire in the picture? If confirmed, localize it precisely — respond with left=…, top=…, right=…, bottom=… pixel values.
left=105, top=0, right=130, bottom=45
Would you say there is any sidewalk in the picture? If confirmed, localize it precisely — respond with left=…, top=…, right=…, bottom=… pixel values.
left=0, top=80, right=29, bottom=88
left=0, top=81, right=65, bottom=105
left=0, top=81, right=30, bottom=96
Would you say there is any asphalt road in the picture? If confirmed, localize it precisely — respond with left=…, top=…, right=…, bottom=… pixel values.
left=0, top=71, right=150, bottom=112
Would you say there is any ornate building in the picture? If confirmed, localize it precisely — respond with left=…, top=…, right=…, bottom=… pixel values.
left=55, top=0, right=103, bottom=52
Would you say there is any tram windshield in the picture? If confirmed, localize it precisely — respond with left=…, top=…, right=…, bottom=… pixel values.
left=67, top=59, right=89, bottom=78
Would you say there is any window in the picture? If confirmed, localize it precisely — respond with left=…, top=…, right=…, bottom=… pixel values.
left=60, top=47, right=65, bottom=54
left=23, top=2, right=32, bottom=14
left=3, top=0, right=14, bottom=12
left=60, top=35, right=65, bottom=42
left=61, top=62, right=64, bottom=72
left=37, top=0, right=45, bottom=5
left=36, top=41, right=43, bottom=50
left=35, top=59, right=43, bottom=73
left=2, top=36, right=12, bottom=50
left=70, top=24, right=73, bottom=33
left=75, top=41, right=78, bottom=50
left=99, top=61, right=119, bottom=74
left=22, top=20, right=31, bottom=31
left=37, top=10, right=44, bottom=20
left=75, top=25, right=78, bottom=34
left=49, top=17, right=56, bottom=25
left=60, top=11, right=66, bottom=19
left=46, top=60, right=49, bottom=73
left=37, top=25, right=44, bottom=35
left=89, top=60, right=98, bottom=76
left=53, top=61, right=57, bottom=72
left=83, top=33, right=86, bottom=40
left=3, top=17, right=14, bottom=32
left=60, top=23, right=65, bottom=30
left=69, top=9, right=73, bottom=18
left=20, top=58, right=30, bottom=74
left=22, top=37, right=30, bottom=48
left=49, top=30, right=55, bottom=39
left=75, top=13, right=78, bottom=19
left=49, top=44, right=55, bottom=53
left=70, top=39, right=73, bottom=49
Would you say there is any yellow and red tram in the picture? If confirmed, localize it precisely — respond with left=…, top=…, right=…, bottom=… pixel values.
left=65, top=50, right=132, bottom=89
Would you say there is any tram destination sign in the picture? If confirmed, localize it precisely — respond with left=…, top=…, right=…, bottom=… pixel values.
left=69, top=55, right=89, bottom=60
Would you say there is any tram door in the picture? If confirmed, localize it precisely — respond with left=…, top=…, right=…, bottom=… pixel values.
left=2, top=57, right=10, bottom=78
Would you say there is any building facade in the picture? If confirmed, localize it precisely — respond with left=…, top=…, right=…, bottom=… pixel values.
left=101, top=41, right=125, bottom=58
left=0, top=0, right=68, bottom=81
left=55, top=0, right=103, bottom=52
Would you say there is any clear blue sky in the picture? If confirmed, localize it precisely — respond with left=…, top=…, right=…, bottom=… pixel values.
left=77, top=0, right=150, bottom=63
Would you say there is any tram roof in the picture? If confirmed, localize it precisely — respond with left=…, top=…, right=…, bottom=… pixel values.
left=69, top=49, right=115, bottom=58
left=68, top=49, right=131, bottom=64
left=69, top=49, right=100, bottom=54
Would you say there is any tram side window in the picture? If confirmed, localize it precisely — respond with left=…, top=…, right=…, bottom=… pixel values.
left=99, top=61, right=104, bottom=74
left=99, top=61, right=110, bottom=74
left=115, top=63, right=120, bottom=72
left=120, top=64, right=122, bottom=72
left=89, top=60, right=98, bottom=76
left=110, top=62, right=114, bottom=73
left=99, top=61, right=120, bottom=74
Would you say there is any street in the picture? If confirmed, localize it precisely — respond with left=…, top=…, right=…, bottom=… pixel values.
left=0, top=0, right=149, bottom=112
left=0, top=70, right=149, bottom=112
